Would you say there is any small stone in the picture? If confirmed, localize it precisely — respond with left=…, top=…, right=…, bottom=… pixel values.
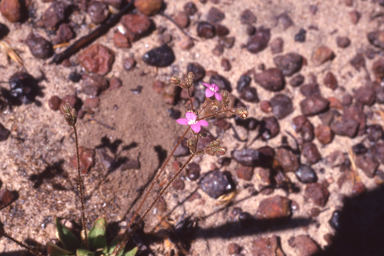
left=212, top=44, right=224, bottom=56
left=187, top=163, right=200, bottom=181
left=78, top=44, right=114, bottom=75
left=70, top=147, right=95, bottom=174
left=300, top=95, right=329, bottom=116
left=183, top=2, right=197, bottom=16
left=352, top=181, right=366, bottom=195
left=343, top=103, right=366, bottom=136
left=367, top=125, right=383, bottom=142
left=315, top=124, right=333, bottom=144
left=336, top=36, right=351, bottom=48
left=323, top=72, right=338, bottom=90
left=219, top=36, right=235, bottom=48
left=260, top=100, right=271, bottom=113
left=254, top=68, right=285, bottom=91
left=355, top=153, right=379, bottom=178
left=236, top=74, right=251, bottom=93
left=0, top=123, right=10, bottom=142
left=368, top=31, right=384, bottom=49
left=207, top=7, right=225, bottom=23
left=134, top=0, right=162, bottom=16
left=300, top=83, right=320, bottom=97
left=123, top=57, right=136, bottom=71
left=0, top=189, right=15, bottom=208
left=252, top=236, right=285, bottom=256
left=174, top=11, right=189, bottom=28
left=114, top=32, right=131, bottom=48
left=88, top=1, right=109, bottom=24
left=246, top=25, right=256, bottom=36
left=312, top=46, right=335, bottom=66
left=273, top=52, right=303, bottom=77
left=84, top=97, right=100, bottom=108
left=43, top=1, right=66, bottom=30
left=372, top=143, right=384, bottom=163
left=210, top=74, right=232, bottom=92
left=330, top=116, right=359, bottom=138
left=270, top=94, right=293, bottom=119
left=158, top=33, right=172, bottom=45
left=215, top=24, right=229, bottom=37
left=329, top=210, right=341, bottom=230
left=326, top=150, right=346, bottom=167
left=172, top=178, right=185, bottom=190
left=350, top=53, right=365, bottom=71
left=277, top=12, right=294, bottom=30
left=270, top=37, right=284, bottom=54
left=349, top=10, right=361, bottom=24
left=294, top=28, right=306, bottom=42
left=256, top=195, right=291, bottom=219
left=142, top=44, right=175, bottom=67
left=328, top=96, right=343, bottom=109
left=0, top=0, right=21, bottom=22
left=352, top=143, right=368, bottom=155
left=372, top=58, right=384, bottom=80
left=292, top=115, right=314, bottom=142
left=236, top=165, right=253, bottom=181
left=309, top=207, right=320, bottom=217
left=304, top=183, right=329, bottom=207
left=187, top=62, right=205, bottom=82
left=48, top=95, right=62, bottom=111
left=240, top=9, right=257, bottom=24
left=54, top=23, right=74, bottom=45
left=121, top=13, right=151, bottom=42
left=354, top=86, right=375, bottom=106
left=154, top=196, right=167, bottom=213
left=295, top=165, right=317, bottom=183
left=82, top=73, right=108, bottom=96
left=289, top=74, right=305, bottom=87
left=260, top=116, right=280, bottom=140
left=220, top=58, right=231, bottom=71
left=288, top=235, right=320, bottom=256
left=309, top=5, right=318, bottom=15
left=342, top=94, right=353, bottom=106
left=25, top=33, right=53, bottom=59
left=246, top=27, right=270, bottom=54
left=7, top=72, right=40, bottom=105
left=228, top=243, right=241, bottom=255
left=178, top=36, right=194, bottom=50
left=109, top=77, right=122, bottom=90
left=60, top=94, right=81, bottom=110
left=232, top=147, right=275, bottom=167
left=303, top=142, right=321, bottom=164
left=275, top=147, right=299, bottom=172
left=199, top=170, right=234, bottom=199
left=197, top=21, right=216, bottom=38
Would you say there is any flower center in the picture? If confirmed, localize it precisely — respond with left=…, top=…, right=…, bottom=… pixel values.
left=188, top=119, right=197, bottom=125
left=209, top=86, right=215, bottom=92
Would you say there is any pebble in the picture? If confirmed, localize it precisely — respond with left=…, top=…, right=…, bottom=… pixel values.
left=294, top=28, right=306, bottom=42
left=352, top=143, right=367, bottom=155
left=240, top=9, right=257, bottom=24
left=270, top=94, right=293, bottom=119
left=273, top=52, right=303, bottom=77
left=167, top=108, right=180, bottom=119
left=43, top=1, right=66, bottom=30
left=207, top=7, right=225, bottom=23
left=82, top=73, right=108, bottom=96
left=215, top=24, right=229, bottom=37
left=210, top=74, right=232, bottom=92
left=277, top=12, right=293, bottom=30
left=246, top=24, right=256, bottom=35
left=8, top=72, right=40, bottom=105
left=25, top=33, right=53, bottom=59
left=336, top=36, right=351, bottom=48
left=367, top=124, right=383, bottom=142
left=0, top=123, right=10, bottom=142
left=252, top=236, right=285, bottom=256
left=236, top=74, right=251, bottom=93
left=343, top=103, right=366, bottom=136
left=220, top=58, right=231, bottom=71
left=78, top=44, right=114, bottom=75
left=228, top=243, right=241, bottom=255
left=48, top=95, right=62, bottom=111
left=288, top=235, right=320, bottom=256
left=246, top=27, right=271, bottom=54
left=172, top=178, right=185, bottom=190
left=309, top=207, right=320, bottom=217
left=88, top=1, right=108, bottom=24
left=349, top=10, right=361, bottom=24
left=0, top=0, right=21, bottom=22
left=367, top=30, right=384, bottom=49
left=199, top=170, right=234, bottom=199
left=315, top=124, right=334, bottom=144
left=312, top=46, right=335, bottom=66
left=254, top=68, right=285, bottom=91
left=174, top=11, right=189, bottom=28
left=372, top=143, right=384, bottom=163
left=178, top=36, right=194, bottom=50
left=354, top=86, right=375, bottom=106
left=260, top=116, right=280, bottom=140
left=349, top=53, right=365, bottom=71
left=121, top=13, right=151, bottom=42
left=218, top=157, right=231, bottom=167
left=183, top=2, right=197, bottom=16
left=300, top=83, right=320, bottom=97
left=355, top=153, right=379, bottom=178
left=187, top=62, right=205, bottom=82
left=60, top=94, right=81, bottom=110
left=232, top=147, right=275, bottom=167
left=341, top=93, right=353, bottom=106
left=142, top=44, right=175, bottom=67
left=275, top=147, right=299, bottom=172
left=303, top=142, right=322, bottom=164
left=292, top=115, right=314, bottom=142
left=236, top=165, right=253, bottom=181
left=114, top=32, right=131, bottom=48
left=70, top=147, right=95, bottom=174
left=289, top=74, right=305, bottom=87
left=197, top=21, right=216, bottom=38
left=295, top=165, right=317, bottom=183
left=238, top=211, right=252, bottom=227
left=154, top=196, right=167, bottom=213
left=109, top=77, right=122, bottom=90
left=323, top=72, right=338, bottom=90
left=270, top=37, right=284, bottom=54
left=186, top=163, right=200, bottom=181
left=0, top=188, right=15, bottom=208
left=134, top=0, right=162, bottom=16
left=330, top=117, right=359, bottom=138
left=255, top=195, right=291, bottom=219
left=84, top=97, right=100, bottom=108
left=212, top=44, right=224, bottom=56
left=329, top=210, right=341, bottom=231
left=352, top=181, right=366, bottom=195
left=344, top=0, right=353, bottom=6
left=54, top=23, right=75, bottom=45
left=239, top=87, right=258, bottom=103
left=372, top=58, right=384, bottom=80
left=300, top=95, right=329, bottom=116
left=260, top=100, right=271, bottom=113
left=326, top=150, right=346, bottom=167
left=305, top=182, right=329, bottom=207
left=328, top=96, right=343, bottom=109
left=123, top=57, right=136, bottom=71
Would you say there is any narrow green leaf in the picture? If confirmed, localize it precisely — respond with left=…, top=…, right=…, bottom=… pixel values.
left=88, top=217, right=107, bottom=251
left=76, top=248, right=94, bottom=256
left=124, top=247, right=137, bottom=256
left=108, top=234, right=125, bottom=256
left=46, top=242, right=73, bottom=256
left=55, top=218, right=81, bottom=252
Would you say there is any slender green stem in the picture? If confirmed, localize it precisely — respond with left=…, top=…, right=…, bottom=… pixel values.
left=3, top=232, right=43, bottom=256
left=73, top=125, right=88, bottom=249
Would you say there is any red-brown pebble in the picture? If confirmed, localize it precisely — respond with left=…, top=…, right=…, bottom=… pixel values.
left=221, top=58, right=231, bottom=71
left=256, top=195, right=291, bottom=219
left=121, top=13, right=152, bottom=42
left=236, top=165, right=253, bottom=181
left=70, top=146, right=95, bottom=174
left=109, top=77, right=122, bottom=90
left=304, top=183, right=329, bottom=207
left=114, top=32, right=131, bottom=48
left=288, top=235, right=321, bottom=256
left=0, top=0, right=21, bottom=22
left=48, top=95, right=62, bottom=111
left=78, top=44, right=114, bottom=75
left=123, top=57, right=136, bottom=71
left=323, top=72, right=338, bottom=90
left=134, top=0, right=162, bottom=16
left=252, top=236, right=285, bottom=256
left=260, top=100, right=271, bottom=113
left=312, top=46, right=335, bottom=66
left=84, top=97, right=100, bottom=108
left=303, top=142, right=322, bottom=164
left=174, top=11, right=189, bottom=28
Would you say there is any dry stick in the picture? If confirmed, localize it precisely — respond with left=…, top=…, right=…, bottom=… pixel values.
left=73, top=125, right=89, bottom=249
left=111, top=127, right=190, bottom=255
left=3, top=232, right=43, bottom=256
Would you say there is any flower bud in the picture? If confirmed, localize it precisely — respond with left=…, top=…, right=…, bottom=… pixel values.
left=235, top=107, right=248, bottom=119
left=187, top=137, right=197, bottom=153
left=221, top=90, right=229, bottom=99
left=170, top=76, right=181, bottom=85
left=211, top=104, right=219, bottom=111
left=187, top=72, right=194, bottom=81
left=61, top=103, right=77, bottom=126
left=217, top=147, right=226, bottom=155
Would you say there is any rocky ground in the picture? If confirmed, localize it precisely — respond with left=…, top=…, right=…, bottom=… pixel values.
left=2, top=0, right=384, bottom=255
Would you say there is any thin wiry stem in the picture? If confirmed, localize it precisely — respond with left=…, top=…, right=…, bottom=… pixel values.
left=73, top=125, right=88, bottom=249
left=3, top=232, right=43, bottom=256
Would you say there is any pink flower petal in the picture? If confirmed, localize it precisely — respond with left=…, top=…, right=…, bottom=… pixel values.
left=185, top=112, right=196, bottom=121
left=198, top=120, right=209, bottom=127
left=202, top=82, right=211, bottom=88
left=177, top=118, right=189, bottom=125
left=215, top=92, right=222, bottom=101
left=205, top=89, right=215, bottom=98
left=190, top=123, right=201, bottom=133
left=212, top=84, right=220, bottom=92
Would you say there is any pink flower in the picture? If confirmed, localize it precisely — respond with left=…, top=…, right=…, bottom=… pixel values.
left=202, top=83, right=222, bottom=101
left=177, top=112, right=208, bottom=133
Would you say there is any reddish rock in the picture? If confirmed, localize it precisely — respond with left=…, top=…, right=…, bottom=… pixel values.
left=288, top=235, right=320, bottom=256
left=48, top=95, right=62, bottom=111
left=114, top=32, right=131, bottom=48
left=207, top=7, right=225, bottom=23
left=25, top=33, right=53, bottom=59
left=293, top=115, right=314, bottom=142
left=270, top=37, right=284, bottom=54
left=252, top=236, right=285, bottom=256
left=254, top=68, right=285, bottom=91
left=121, top=14, right=152, bottom=42
left=336, top=36, right=351, bottom=48
left=300, top=95, right=329, bottom=116
left=109, top=77, right=122, bottom=90
left=54, top=23, right=74, bottom=44
left=275, top=147, right=299, bottom=172
left=134, top=0, right=162, bottom=16
left=84, top=97, right=100, bottom=108
left=260, top=100, right=271, bottom=113
left=315, top=124, right=333, bottom=144
left=354, top=86, right=375, bottom=106
left=367, top=30, right=384, bottom=50
left=312, top=46, right=335, bottom=66
left=236, top=165, right=254, bottom=181
left=174, top=11, right=189, bottom=28
left=273, top=52, right=303, bottom=76
left=228, top=243, right=241, bottom=254
left=372, top=58, right=384, bottom=80
left=323, top=71, right=338, bottom=90
left=355, top=153, right=379, bottom=178
left=0, top=189, right=15, bottom=209
left=305, top=183, right=329, bottom=207
left=303, top=142, right=322, bottom=164
left=60, top=94, right=80, bottom=110
left=350, top=53, right=365, bottom=71
left=0, top=0, right=21, bottom=22
left=82, top=73, right=109, bottom=96
left=87, top=1, right=109, bottom=24
left=349, top=10, right=361, bottom=24
left=43, top=1, right=66, bottom=30
left=123, top=57, right=136, bottom=71
left=256, top=195, right=291, bottom=219
left=197, top=21, right=216, bottom=38
left=246, top=27, right=270, bottom=54
left=78, top=44, right=114, bottom=75
left=70, top=147, right=95, bottom=174
left=260, top=116, right=280, bottom=140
